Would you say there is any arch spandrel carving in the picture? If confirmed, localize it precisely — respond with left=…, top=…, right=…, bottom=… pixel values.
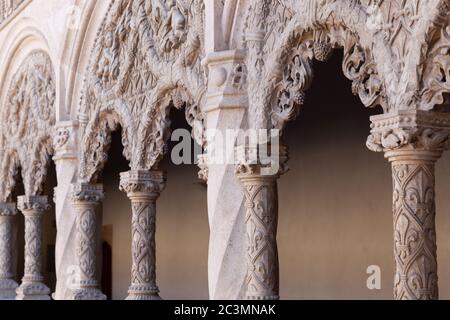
left=78, top=0, right=206, bottom=183
left=241, top=0, right=450, bottom=132
left=0, top=50, right=56, bottom=201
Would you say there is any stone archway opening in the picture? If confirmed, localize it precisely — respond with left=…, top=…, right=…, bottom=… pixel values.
left=278, top=50, right=392, bottom=299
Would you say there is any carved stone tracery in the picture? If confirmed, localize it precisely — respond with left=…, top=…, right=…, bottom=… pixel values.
left=78, top=0, right=206, bottom=182
left=0, top=50, right=56, bottom=201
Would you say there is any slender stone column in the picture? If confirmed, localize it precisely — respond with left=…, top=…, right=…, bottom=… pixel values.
left=0, top=203, right=18, bottom=300
left=68, top=183, right=105, bottom=300
left=119, top=170, right=166, bottom=300
left=16, top=196, right=51, bottom=300
left=367, top=110, right=450, bottom=300
left=236, top=144, right=288, bottom=300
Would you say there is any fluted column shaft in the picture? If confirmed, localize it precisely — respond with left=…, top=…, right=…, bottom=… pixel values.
left=0, top=203, right=18, bottom=300
left=367, top=110, right=450, bottom=300
left=16, top=196, right=51, bottom=300
left=120, top=170, right=166, bottom=300
left=69, top=183, right=105, bottom=300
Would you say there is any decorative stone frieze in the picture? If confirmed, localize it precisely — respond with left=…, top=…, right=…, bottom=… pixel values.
left=119, top=170, right=166, bottom=300
left=16, top=196, right=51, bottom=300
left=0, top=202, right=18, bottom=300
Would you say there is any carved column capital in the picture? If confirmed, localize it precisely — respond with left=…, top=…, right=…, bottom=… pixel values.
left=0, top=203, right=17, bottom=217
left=202, top=49, right=247, bottom=113
left=71, top=183, right=105, bottom=205
left=17, top=196, right=50, bottom=215
left=367, top=110, right=450, bottom=157
left=119, top=170, right=166, bottom=200
left=235, top=144, right=289, bottom=179
left=53, top=121, right=79, bottom=161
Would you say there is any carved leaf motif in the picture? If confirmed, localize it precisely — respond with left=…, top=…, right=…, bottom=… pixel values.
left=78, top=0, right=205, bottom=181
left=0, top=51, right=55, bottom=200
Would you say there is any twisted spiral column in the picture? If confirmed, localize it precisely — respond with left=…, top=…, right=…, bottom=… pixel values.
left=68, top=183, right=106, bottom=300
left=16, top=196, right=51, bottom=300
left=120, top=170, right=166, bottom=300
left=0, top=203, right=18, bottom=300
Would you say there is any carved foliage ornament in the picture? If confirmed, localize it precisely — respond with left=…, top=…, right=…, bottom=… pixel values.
left=243, top=0, right=387, bottom=132
left=243, top=0, right=450, bottom=133
left=0, top=51, right=55, bottom=201
left=78, top=0, right=205, bottom=183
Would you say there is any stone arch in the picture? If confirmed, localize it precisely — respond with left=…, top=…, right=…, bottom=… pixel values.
left=77, top=0, right=206, bottom=183
left=239, top=0, right=450, bottom=133
left=0, top=50, right=56, bottom=199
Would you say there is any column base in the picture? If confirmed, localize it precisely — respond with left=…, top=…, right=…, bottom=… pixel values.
left=246, top=294, right=280, bottom=300
left=68, top=287, right=106, bottom=300
left=0, top=279, right=18, bottom=300
left=126, top=285, right=161, bottom=300
left=16, top=281, right=51, bottom=300
left=126, top=293, right=162, bottom=300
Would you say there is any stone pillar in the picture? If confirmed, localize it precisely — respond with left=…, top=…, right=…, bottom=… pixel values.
left=367, top=110, right=450, bottom=300
left=16, top=196, right=51, bottom=300
left=52, top=121, right=79, bottom=300
left=202, top=50, right=248, bottom=299
left=0, top=203, right=18, bottom=300
left=68, top=183, right=105, bottom=300
left=236, top=144, right=288, bottom=300
left=119, top=170, right=166, bottom=300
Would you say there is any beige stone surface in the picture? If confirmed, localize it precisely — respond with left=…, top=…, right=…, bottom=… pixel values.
left=0, top=0, right=449, bottom=300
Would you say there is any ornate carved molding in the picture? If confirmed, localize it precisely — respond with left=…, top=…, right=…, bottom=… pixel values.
left=78, top=0, right=206, bottom=182
left=366, top=110, right=450, bottom=153
left=0, top=50, right=55, bottom=201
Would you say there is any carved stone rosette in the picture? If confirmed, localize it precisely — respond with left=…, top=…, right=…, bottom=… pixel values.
left=68, top=183, right=106, bottom=300
left=235, top=144, right=288, bottom=300
left=119, top=170, right=166, bottom=300
left=367, top=110, right=450, bottom=300
left=16, top=196, right=51, bottom=300
left=0, top=203, right=18, bottom=300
